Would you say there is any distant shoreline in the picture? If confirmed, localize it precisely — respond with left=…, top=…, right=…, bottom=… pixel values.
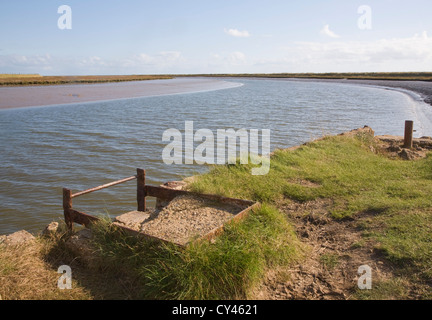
left=1, top=73, right=431, bottom=110
left=294, top=78, right=432, bottom=108
left=178, top=72, right=432, bottom=108
left=201, top=76, right=432, bottom=108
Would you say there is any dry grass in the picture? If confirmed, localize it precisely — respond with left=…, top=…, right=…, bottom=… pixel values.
left=0, top=239, right=91, bottom=300
left=0, top=74, right=173, bottom=87
left=0, top=74, right=42, bottom=78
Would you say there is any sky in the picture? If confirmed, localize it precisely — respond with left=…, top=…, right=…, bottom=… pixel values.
left=0, top=0, right=432, bottom=75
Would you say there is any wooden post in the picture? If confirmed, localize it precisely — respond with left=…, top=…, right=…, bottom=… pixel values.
left=404, top=120, right=414, bottom=149
left=63, top=188, right=73, bottom=231
left=137, top=168, right=146, bottom=212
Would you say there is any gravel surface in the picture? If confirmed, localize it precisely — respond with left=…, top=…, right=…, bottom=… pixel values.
left=138, top=194, right=248, bottom=246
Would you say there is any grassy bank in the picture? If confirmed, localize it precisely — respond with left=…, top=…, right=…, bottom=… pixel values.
left=190, top=132, right=432, bottom=219
left=189, top=130, right=432, bottom=299
left=1, top=130, right=431, bottom=299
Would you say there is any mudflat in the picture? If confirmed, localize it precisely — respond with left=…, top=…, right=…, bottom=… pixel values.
left=0, top=78, right=241, bottom=110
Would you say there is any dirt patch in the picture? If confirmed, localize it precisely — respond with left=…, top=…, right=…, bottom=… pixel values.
left=289, top=179, right=321, bottom=188
left=253, top=199, right=395, bottom=300
left=375, top=135, right=432, bottom=160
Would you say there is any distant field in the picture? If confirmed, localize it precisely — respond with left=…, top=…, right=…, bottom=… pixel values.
left=2, top=72, right=431, bottom=87
left=0, top=74, right=42, bottom=78
left=177, top=72, right=432, bottom=81
left=0, top=74, right=173, bottom=86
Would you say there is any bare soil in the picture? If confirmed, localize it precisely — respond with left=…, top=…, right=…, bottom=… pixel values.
left=375, top=135, right=432, bottom=160
left=253, top=199, right=395, bottom=300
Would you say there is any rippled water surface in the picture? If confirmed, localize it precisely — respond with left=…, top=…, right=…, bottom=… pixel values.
left=1, top=78, right=430, bottom=234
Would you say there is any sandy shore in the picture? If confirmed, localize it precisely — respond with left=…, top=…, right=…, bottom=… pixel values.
left=0, top=78, right=242, bottom=110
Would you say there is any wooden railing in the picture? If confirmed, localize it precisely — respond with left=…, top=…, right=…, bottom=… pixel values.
left=62, top=168, right=259, bottom=246
left=62, top=168, right=146, bottom=230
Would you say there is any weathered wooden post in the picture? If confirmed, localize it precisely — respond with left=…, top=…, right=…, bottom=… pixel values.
left=137, top=168, right=146, bottom=212
left=63, top=188, right=73, bottom=231
left=404, top=120, right=414, bottom=149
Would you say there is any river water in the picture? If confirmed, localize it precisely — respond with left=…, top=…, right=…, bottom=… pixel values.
left=0, top=77, right=430, bottom=235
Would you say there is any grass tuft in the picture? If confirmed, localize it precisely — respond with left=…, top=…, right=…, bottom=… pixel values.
left=87, top=204, right=304, bottom=300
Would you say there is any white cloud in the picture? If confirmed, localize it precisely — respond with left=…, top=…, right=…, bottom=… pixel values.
left=299, top=31, right=432, bottom=63
left=206, top=51, right=249, bottom=72
left=0, top=53, right=52, bottom=67
left=78, top=56, right=105, bottom=67
left=209, top=51, right=247, bottom=66
left=220, top=31, right=432, bottom=73
left=320, top=24, right=340, bottom=39
left=228, top=51, right=247, bottom=65
left=224, top=28, right=251, bottom=38
left=277, top=31, right=432, bottom=72
left=159, top=51, right=182, bottom=62
left=0, top=51, right=186, bottom=74
left=2, top=31, right=432, bottom=75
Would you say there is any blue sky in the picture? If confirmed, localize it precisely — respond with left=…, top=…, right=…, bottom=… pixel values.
left=1, top=0, right=431, bottom=75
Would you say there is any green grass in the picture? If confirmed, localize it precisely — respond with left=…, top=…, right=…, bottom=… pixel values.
left=189, top=132, right=432, bottom=298
left=370, top=209, right=432, bottom=279
left=87, top=204, right=304, bottom=299
left=320, top=253, right=340, bottom=270
left=355, top=278, right=411, bottom=300
left=190, top=134, right=432, bottom=219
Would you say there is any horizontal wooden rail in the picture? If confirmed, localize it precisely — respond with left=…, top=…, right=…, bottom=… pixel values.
left=71, top=175, right=137, bottom=198
left=62, top=168, right=260, bottom=246
left=63, top=168, right=146, bottom=231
